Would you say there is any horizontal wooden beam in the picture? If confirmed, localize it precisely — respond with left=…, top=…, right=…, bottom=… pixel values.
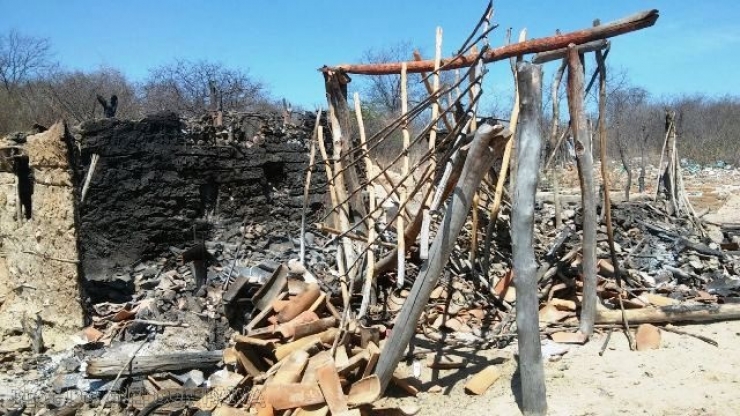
left=532, top=39, right=609, bottom=64
left=328, top=9, right=658, bottom=75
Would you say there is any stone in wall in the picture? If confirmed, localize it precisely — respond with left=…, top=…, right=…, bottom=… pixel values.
left=0, top=121, right=84, bottom=350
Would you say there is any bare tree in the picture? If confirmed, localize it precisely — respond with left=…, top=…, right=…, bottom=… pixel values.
left=0, top=30, right=52, bottom=92
left=357, top=42, right=425, bottom=115
left=140, top=59, right=271, bottom=116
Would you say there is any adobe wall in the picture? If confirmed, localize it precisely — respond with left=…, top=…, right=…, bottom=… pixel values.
left=0, top=122, right=84, bottom=349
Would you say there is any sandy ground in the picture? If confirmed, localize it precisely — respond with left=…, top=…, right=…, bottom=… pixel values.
left=379, top=320, right=740, bottom=416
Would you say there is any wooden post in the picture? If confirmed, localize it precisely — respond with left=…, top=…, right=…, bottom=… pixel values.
left=512, top=62, right=547, bottom=416
left=419, top=27, right=443, bottom=260
left=354, top=93, right=377, bottom=319
left=566, top=44, right=598, bottom=336
left=596, top=43, right=634, bottom=349
left=549, top=60, right=566, bottom=229
left=300, top=111, right=322, bottom=265
left=397, top=62, right=410, bottom=288
left=508, top=29, right=527, bottom=196
left=374, top=124, right=506, bottom=393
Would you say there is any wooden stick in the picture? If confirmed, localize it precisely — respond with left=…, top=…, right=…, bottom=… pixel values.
left=412, top=51, right=453, bottom=132
left=99, top=339, right=148, bottom=408
left=662, top=324, right=718, bottom=347
left=354, top=92, right=376, bottom=319
left=596, top=304, right=740, bottom=325
left=508, top=28, right=527, bottom=195
left=332, top=10, right=659, bottom=74
left=80, top=153, right=99, bottom=203
left=482, top=30, right=525, bottom=278
left=419, top=26, right=443, bottom=260
left=374, top=124, right=504, bottom=393
left=468, top=45, right=480, bottom=267
left=511, top=62, right=548, bottom=416
left=397, top=62, right=410, bottom=289
left=595, top=43, right=634, bottom=350
left=316, top=126, right=348, bottom=286
left=567, top=44, right=598, bottom=336
left=301, top=111, right=322, bottom=265
left=549, top=59, right=567, bottom=229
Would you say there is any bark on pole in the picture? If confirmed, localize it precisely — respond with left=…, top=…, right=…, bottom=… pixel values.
left=512, top=62, right=547, bottom=416
left=566, top=44, right=598, bottom=336
left=374, top=124, right=505, bottom=393
left=332, top=10, right=658, bottom=75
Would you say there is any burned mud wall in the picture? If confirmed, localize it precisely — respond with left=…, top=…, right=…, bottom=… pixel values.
left=0, top=121, right=84, bottom=348
left=75, top=111, right=327, bottom=284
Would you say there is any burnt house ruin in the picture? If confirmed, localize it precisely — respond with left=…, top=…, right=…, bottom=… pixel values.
left=0, top=110, right=326, bottom=345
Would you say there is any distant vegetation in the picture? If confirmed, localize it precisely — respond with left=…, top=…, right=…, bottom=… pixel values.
left=0, top=30, right=275, bottom=134
left=2, top=30, right=738, bottom=165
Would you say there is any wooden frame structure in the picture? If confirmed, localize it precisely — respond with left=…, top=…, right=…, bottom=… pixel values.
left=306, top=4, right=659, bottom=414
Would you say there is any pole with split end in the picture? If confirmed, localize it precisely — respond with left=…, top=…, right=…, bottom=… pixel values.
left=512, top=61, right=547, bottom=416
left=566, top=44, right=598, bottom=336
left=374, top=123, right=509, bottom=393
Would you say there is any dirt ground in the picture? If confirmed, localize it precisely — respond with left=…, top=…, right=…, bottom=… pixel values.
left=375, top=165, right=740, bottom=416
left=380, top=320, right=740, bottom=416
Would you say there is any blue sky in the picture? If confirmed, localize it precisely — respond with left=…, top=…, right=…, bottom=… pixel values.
left=2, top=1, right=739, bottom=109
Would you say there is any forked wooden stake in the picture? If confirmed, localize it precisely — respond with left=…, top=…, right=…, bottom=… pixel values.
left=316, top=126, right=348, bottom=302
left=397, top=62, right=410, bottom=289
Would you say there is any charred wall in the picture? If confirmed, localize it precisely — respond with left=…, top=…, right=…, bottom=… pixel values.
left=0, top=122, right=85, bottom=348
left=75, top=111, right=327, bottom=283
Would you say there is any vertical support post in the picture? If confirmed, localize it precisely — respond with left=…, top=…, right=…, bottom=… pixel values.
left=512, top=61, right=547, bottom=416
left=397, top=62, right=410, bottom=288
left=566, top=44, right=598, bottom=336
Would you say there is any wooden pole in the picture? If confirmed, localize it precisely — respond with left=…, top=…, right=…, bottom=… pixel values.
left=512, top=61, right=547, bottom=416
left=596, top=304, right=740, bottom=325
left=331, top=10, right=659, bottom=75
left=397, top=62, right=410, bottom=289
left=549, top=60, right=566, bottom=229
left=595, top=44, right=635, bottom=349
left=468, top=45, right=480, bottom=266
left=508, top=29, right=527, bottom=196
left=374, top=124, right=506, bottom=393
left=419, top=27, right=443, bottom=260
left=300, top=111, right=322, bottom=265
left=566, top=44, right=598, bottom=336
left=354, top=93, right=376, bottom=319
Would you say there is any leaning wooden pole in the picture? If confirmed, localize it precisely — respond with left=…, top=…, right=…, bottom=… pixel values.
left=419, top=26, right=443, bottom=260
left=566, top=44, right=598, bottom=336
left=595, top=44, right=635, bottom=349
left=333, top=10, right=658, bottom=75
left=374, top=124, right=506, bottom=393
left=512, top=61, right=547, bottom=416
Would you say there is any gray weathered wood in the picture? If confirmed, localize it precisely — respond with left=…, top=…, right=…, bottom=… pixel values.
left=567, top=44, right=598, bottom=336
left=512, top=61, right=547, bottom=416
left=533, top=39, right=609, bottom=64
left=86, top=350, right=223, bottom=378
left=373, top=124, right=506, bottom=393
